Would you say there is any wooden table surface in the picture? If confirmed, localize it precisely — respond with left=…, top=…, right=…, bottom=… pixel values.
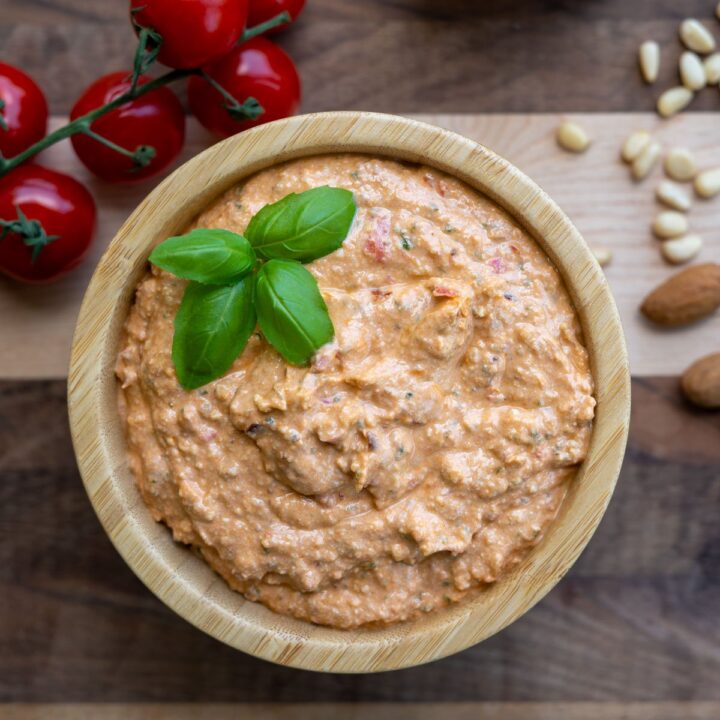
left=2, top=1, right=720, bottom=718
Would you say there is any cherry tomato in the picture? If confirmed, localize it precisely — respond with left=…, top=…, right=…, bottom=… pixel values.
left=0, top=164, right=96, bottom=283
left=188, top=37, right=300, bottom=137
left=130, top=0, right=248, bottom=69
left=0, top=62, right=48, bottom=158
left=70, top=72, right=185, bottom=183
left=248, top=0, right=305, bottom=32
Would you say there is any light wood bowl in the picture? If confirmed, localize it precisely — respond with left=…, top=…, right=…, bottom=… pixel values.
left=68, top=111, right=630, bottom=673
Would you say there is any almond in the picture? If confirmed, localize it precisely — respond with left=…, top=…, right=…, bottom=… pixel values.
left=681, top=352, right=720, bottom=408
left=640, top=262, right=720, bottom=326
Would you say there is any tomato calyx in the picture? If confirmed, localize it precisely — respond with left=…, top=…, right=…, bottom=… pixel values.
left=199, top=70, right=265, bottom=121
left=0, top=206, right=59, bottom=263
left=0, top=99, right=8, bottom=132
left=131, top=144, right=157, bottom=169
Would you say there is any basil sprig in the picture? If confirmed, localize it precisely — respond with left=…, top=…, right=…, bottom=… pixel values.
left=149, top=186, right=356, bottom=390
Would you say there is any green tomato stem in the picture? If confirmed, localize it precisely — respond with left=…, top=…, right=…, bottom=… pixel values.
left=81, top=127, right=138, bottom=160
left=0, top=68, right=188, bottom=177
left=239, top=11, right=291, bottom=42
left=130, top=25, right=163, bottom=94
left=80, top=127, right=157, bottom=169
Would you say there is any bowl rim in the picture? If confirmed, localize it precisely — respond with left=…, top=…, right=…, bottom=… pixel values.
left=68, top=110, right=630, bottom=673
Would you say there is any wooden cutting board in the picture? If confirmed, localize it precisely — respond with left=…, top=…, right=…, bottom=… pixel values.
left=1, top=112, right=718, bottom=380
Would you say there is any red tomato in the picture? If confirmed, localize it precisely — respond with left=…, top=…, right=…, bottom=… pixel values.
left=248, top=0, right=305, bottom=32
left=70, top=72, right=185, bottom=183
left=188, top=37, right=300, bottom=137
left=130, top=0, right=248, bottom=69
left=0, top=62, right=48, bottom=158
left=0, top=164, right=96, bottom=283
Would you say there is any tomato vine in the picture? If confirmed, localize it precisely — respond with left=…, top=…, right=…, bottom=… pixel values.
left=0, top=10, right=290, bottom=178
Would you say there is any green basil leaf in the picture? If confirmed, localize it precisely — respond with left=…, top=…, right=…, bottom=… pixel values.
left=150, top=228, right=256, bottom=285
left=255, top=259, right=334, bottom=365
left=246, top=186, right=356, bottom=262
left=172, top=277, right=256, bottom=390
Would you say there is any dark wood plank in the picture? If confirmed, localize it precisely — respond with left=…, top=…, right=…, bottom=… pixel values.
left=5, top=703, right=720, bottom=720
left=2, top=0, right=719, bottom=113
left=1, top=378, right=718, bottom=702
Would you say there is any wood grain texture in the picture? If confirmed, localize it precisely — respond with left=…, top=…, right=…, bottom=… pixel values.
left=4, top=703, right=720, bottom=720
left=66, top=112, right=629, bottom=672
left=2, top=113, right=719, bottom=379
left=2, top=0, right=720, bottom=113
left=1, top=378, right=718, bottom=699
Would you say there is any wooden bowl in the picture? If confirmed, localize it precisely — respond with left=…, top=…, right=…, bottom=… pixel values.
left=68, top=111, right=630, bottom=673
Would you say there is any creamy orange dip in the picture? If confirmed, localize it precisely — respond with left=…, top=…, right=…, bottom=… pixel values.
left=116, top=154, right=595, bottom=629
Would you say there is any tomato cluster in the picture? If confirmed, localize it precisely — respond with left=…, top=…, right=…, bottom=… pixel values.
left=0, top=0, right=304, bottom=283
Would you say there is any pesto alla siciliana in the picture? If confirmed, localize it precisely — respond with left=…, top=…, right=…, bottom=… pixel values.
left=116, top=154, right=595, bottom=629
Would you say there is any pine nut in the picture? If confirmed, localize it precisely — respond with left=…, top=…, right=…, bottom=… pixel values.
left=661, top=234, right=703, bottom=264
left=694, top=167, right=720, bottom=197
left=679, top=51, right=707, bottom=90
left=632, top=141, right=662, bottom=180
left=652, top=210, right=689, bottom=239
left=556, top=120, right=591, bottom=152
left=621, top=130, right=652, bottom=162
left=664, top=148, right=697, bottom=181
left=592, top=247, right=612, bottom=267
left=639, top=41, right=661, bottom=83
left=657, top=86, right=694, bottom=117
left=704, top=53, right=720, bottom=83
left=679, top=19, right=716, bottom=54
left=656, top=180, right=692, bottom=211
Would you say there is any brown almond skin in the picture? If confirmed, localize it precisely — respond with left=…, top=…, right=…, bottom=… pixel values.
left=681, top=352, right=720, bottom=408
left=641, top=263, right=720, bottom=326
